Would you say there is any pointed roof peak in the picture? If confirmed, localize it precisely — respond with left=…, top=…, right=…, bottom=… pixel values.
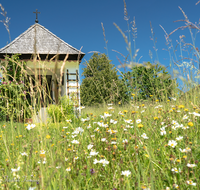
left=0, top=23, right=85, bottom=57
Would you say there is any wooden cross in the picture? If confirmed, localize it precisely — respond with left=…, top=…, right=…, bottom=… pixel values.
left=33, top=9, right=40, bottom=23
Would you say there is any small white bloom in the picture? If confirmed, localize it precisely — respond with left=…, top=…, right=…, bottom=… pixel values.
left=111, top=141, right=117, bottom=144
left=110, top=119, right=117, bottom=124
left=56, top=166, right=61, bottom=169
left=66, top=167, right=71, bottom=171
left=121, top=170, right=131, bottom=177
left=87, top=144, right=93, bottom=150
left=171, top=97, right=176, bottom=101
left=168, top=140, right=177, bottom=148
left=101, top=138, right=107, bottom=142
left=71, top=140, right=79, bottom=144
left=183, top=115, right=188, bottom=120
left=66, top=119, right=72, bottom=122
left=26, top=124, right=36, bottom=130
left=63, top=126, right=68, bottom=129
left=29, top=187, right=36, bottom=190
left=65, top=157, right=68, bottom=161
left=187, top=163, right=197, bottom=168
left=87, top=124, right=91, bottom=129
left=186, top=180, right=196, bottom=186
left=20, top=152, right=28, bottom=156
left=89, top=149, right=99, bottom=156
left=122, top=139, right=128, bottom=143
left=124, top=119, right=133, bottom=124
left=99, top=159, right=109, bottom=166
left=176, top=136, right=183, bottom=141
left=11, top=167, right=20, bottom=172
left=93, top=159, right=99, bottom=164
left=77, top=106, right=85, bottom=110
left=141, top=133, right=149, bottom=139
left=136, top=119, right=141, bottom=124
left=171, top=167, right=181, bottom=173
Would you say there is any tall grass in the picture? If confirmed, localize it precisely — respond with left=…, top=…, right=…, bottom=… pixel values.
left=0, top=1, right=200, bottom=189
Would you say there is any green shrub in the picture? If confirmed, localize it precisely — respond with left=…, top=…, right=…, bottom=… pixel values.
left=47, top=95, right=75, bottom=122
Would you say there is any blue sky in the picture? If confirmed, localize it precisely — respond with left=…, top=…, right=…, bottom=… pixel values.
left=1, top=0, right=200, bottom=90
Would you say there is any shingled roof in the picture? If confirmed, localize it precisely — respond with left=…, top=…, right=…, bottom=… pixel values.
left=0, top=23, right=85, bottom=60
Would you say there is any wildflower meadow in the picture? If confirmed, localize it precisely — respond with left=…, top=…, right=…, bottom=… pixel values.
left=0, top=1, right=200, bottom=190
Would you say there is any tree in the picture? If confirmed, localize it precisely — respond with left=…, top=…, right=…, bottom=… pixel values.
left=80, top=53, right=129, bottom=106
left=122, top=62, right=178, bottom=101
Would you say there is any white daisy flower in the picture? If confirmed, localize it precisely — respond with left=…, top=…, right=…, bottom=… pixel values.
left=176, top=136, right=183, bottom=141
left=168, top=140, right=177, bottom=148
left=187, top=163, right=197, bottom=168
left=87, top=144, right=93, bottom=150
left=186, top=180, right=196, bottom=186
left=71, top=140, right=79, bottom=144
left=136, top=119, right=141, bottom=124
left=121, top=170, right=131, bottom=177
left=141, top=133, right=149, bottom=139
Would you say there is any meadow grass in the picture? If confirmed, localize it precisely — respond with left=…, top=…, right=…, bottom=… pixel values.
left=1, top=1, right=200, bottom=190
left=0, top=94, right=200, bottom=189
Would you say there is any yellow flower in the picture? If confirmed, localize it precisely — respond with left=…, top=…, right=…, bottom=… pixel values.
left=156, top=99, right=159, bottom=102
left=150, top=95, right=153, bottom=97
left=16, top=136, right=18, bottom=138
left=184, top=108, right=188, bottom=112
left=5, top=159, right=9, bottom=162
left=19, top=135, right=22, bottom=138
left=167, top=100, right=170, bottom=102
left=178, top=105, right=185, bottom=109
left=46, top=135, right=51, bottom=139
left=138, top=124, right=143, bottom=128
left=154, top=117, right=158, bottom=120
left=118, top=102, right=121, bottom=105
left=51, top=144, right=54, bottom=147
left=132, top=93, right=135, bottom=96
left=188, top=122, right=194, bottom=127
left=113, top=145, right=117, bottom=150
left=35, top=151, right=38, bottom=154
left=11, top=143, right=14, bottom=146
left=123, top=110, right=128, bottom=113
left=67, top=148, right=71, bottom=152
left=131, top=111, right=136, bottom=114
left=183, top=155, right=187, bottom=159
left=176, top=159, right=181, bottom=163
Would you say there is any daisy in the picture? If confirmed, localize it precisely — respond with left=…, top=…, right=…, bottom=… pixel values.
left=121, top=170, right=131, bottom=177
left=11, top=167, right=20, bottom=172
left=71, top=140, right=79, bottom=144
left=20, top=152, right=28, bottom=156
left=187, top=163, right=197, bottom=168
left=176, top=136, right=183, bottom=141
left=89, top=149, right=99, bottom=156
left=101, top=138, right=107, bottom=142
left=26, top=124, right=36, bottom=130
left=186, top=180, right=196, bottom=186
left=183, top=115, right=188, bottom=120
left=141, top=133, right=149, bottom=139
left=171, top=168, right=181, bottom=173
left=122, top=139, right=128, bottom=143
left=87, top=144, right=93, bottom=150
left=136, top=119, right=141, bottom=124
left=168, top=140, right=177, bottom=148
left=66, top=167, right=71, bottom=171
left=99, top=159, right=109, bottom=167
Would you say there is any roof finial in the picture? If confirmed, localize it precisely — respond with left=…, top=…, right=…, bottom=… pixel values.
left=33, top=9, right=40, bottom=23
